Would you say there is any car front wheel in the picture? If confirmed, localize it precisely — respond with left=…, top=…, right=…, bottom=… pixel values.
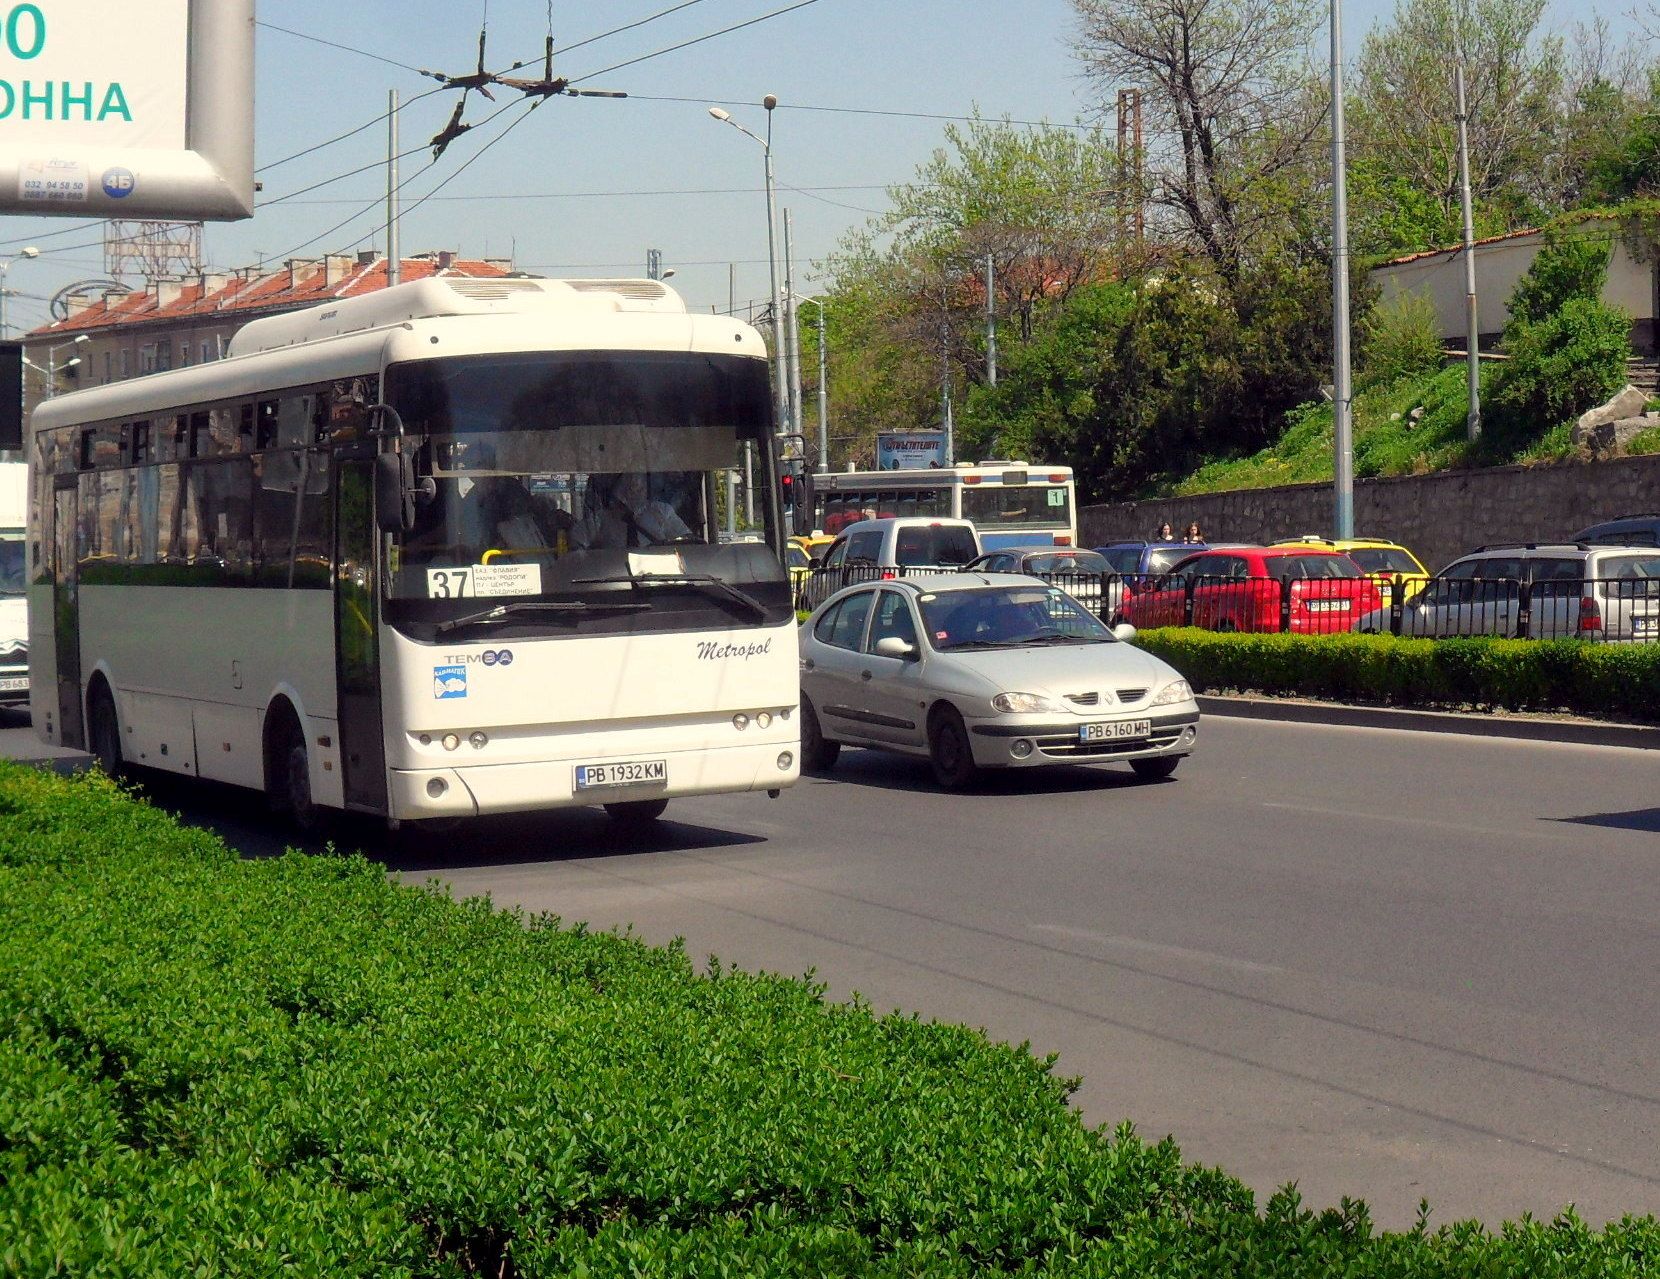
left=928, top=705, right=979, bottom=790
left=1130, top=756, right=1180, bottom=781
left=800, top=694, right=840, bottom=772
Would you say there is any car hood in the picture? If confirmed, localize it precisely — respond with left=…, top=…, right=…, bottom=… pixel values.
left=936, top=641, right=1180, bottom=700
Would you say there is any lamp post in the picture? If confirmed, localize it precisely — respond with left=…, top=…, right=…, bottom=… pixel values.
left=1329, top=0, right=1354, bottom=539
left=709, top=95, right=786, bottom=527
left=47, top=334, right=90, bottom=397
left=0, top=246, right=40, bottom=340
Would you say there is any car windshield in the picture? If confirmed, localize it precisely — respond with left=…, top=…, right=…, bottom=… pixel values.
left=1346, top=547, right=1421, bottom=575
left=0, top=530, right=22, bottom=596
left=918, top=585, right=1112, bottom=651
left=894, top=524, right=978, bottom=567
left=1262, top=553, right=1362, bottom=579
left=1027, top=550, right=1108, bottom=575
left=1145, top=545, right=1192, bottom=574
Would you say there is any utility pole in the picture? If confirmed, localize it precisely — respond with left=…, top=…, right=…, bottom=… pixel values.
left=1453, top=0, right=1481, bottom=441
left=815, top=303, right=828, bottom=473
left=941, top=324, right=955, bottom=466
left=386, top=89, right=400, bottom=287
left=1330, top=0, right=1354, bottom=539
left=985, top=254, right=997, bottom=386
left=783, top=209, right=803, bottom=444
left=646, top=248, right=663, bottom=280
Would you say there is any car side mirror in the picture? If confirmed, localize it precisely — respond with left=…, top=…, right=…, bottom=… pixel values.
left=1111, top=622, right=1137, bottom=642
left=809, top=556, right=822, bottom=568
left=874, top=636, right=918, bottom=660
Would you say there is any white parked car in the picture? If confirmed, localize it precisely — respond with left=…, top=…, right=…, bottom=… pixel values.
left=798, top=573, right=1200, bottom=789
left=797, top=516, right=981, bottom=612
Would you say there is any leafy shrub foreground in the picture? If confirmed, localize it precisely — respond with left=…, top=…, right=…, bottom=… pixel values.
left=1, top=764, right=1657, bottom=1276
left=1136, top=628, right=1660, bottom=721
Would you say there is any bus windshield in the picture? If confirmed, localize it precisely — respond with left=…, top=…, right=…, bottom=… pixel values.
left=382, top=352, right=791, bottom=630
left=961, top=484, right=1071, bottom=531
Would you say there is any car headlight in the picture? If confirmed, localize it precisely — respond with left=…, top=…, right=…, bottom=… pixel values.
left=1150, top=679, right=1193, bottom=706
left=992, top=691, right=1055, bottom=714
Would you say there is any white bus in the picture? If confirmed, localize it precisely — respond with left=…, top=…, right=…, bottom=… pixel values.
left=28, top=277, right=800, bottom=830
left=0, top=461, right=26, bottom=709
left=807, top=462, right=1078, bottom=550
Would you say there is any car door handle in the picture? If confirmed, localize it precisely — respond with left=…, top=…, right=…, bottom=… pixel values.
left=803, top=659, right=815, bottom=670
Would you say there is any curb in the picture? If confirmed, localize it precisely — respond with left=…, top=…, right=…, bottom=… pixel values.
left=1196, top=694, right=1660, bottom=751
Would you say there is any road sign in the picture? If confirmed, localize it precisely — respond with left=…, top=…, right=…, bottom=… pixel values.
left=0, top=0, right=253, bottom=221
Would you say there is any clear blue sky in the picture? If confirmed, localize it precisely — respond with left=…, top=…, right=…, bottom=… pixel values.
left=0, top=0, right=1644, bottom=332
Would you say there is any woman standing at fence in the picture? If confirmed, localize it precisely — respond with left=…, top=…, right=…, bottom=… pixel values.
left=1183, top=521, right=1204, bottom=544
left=1155, top=521, right=1175, bottom=541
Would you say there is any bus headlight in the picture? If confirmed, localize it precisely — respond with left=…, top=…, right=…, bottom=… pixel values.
left=756, top=712, right=772, bottom=729
left=777, top=751, right=794, bottom=771
left=426, top=777, right=448, bottom=798
left=733, top=714, right=750, bottom=730
left=469, top=731, right=488, bottom=750
left=442, top=733, right=460, bottom=751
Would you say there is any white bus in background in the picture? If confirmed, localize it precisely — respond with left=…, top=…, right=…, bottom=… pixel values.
left=807, top=462, right=1078, bottom=550
left=0, top=461, right=26, bottom=710
left=28, top=276, right=800, bottom=830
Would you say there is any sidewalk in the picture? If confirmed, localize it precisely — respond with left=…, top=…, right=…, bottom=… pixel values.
left=0, top=712, right=91, bottom=773
left=1197, top=694, right=1660, bottom=750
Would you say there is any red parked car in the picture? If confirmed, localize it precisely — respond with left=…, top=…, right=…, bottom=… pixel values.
left=1124, top=547, right=1383, bottom=634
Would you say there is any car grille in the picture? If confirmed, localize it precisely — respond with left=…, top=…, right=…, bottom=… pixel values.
left=0, top=646, right=25, bottom=666
left=1035, top=721, right=1188, bottom=758
left=1065, top=692, right=1100, bottom=707
left=1116, top=687, right=1148, bottom=704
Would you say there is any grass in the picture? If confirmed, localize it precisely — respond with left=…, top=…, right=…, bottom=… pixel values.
left=1163, top=362, right=1660, bottom=498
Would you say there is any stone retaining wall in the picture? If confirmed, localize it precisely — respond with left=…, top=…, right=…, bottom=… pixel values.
left=1079, top=455, right=1660, bottom=572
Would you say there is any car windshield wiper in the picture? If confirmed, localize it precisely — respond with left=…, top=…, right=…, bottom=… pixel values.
left=433, top=599, right=649, bottom=634
left=1021, top=634, right=1099, bottom=645
left=574, top=573, right=769, bottom=621
left=940, top=639, right=1012, bottom=651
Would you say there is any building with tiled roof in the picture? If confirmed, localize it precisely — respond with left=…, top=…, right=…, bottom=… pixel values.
left=21, top=251, right=517, bottom=418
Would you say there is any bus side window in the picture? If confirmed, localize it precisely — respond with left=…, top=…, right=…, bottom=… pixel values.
left=189, top=458, right=255, bottom=583
left=253, top=449, right=333, bottom=587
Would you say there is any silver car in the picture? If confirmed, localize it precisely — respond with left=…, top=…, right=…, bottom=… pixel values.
left=798, top=573, right=1200, bottom=789
left=1353, top=544, right=1660, bottom=641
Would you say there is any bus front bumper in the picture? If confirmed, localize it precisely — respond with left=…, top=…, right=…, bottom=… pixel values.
left=386, top=737, right=801, bottom=819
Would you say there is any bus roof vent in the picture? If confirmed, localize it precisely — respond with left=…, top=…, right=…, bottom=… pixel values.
left=442, top=277, right=547, bottom=303
left=566, top=278, right=676, bottom=304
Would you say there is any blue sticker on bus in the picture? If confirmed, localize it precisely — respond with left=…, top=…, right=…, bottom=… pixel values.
left=433, top=665, right=468, bottom=699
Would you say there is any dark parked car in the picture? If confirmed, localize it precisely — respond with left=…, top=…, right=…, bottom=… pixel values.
left=1573, top=513, right=1660, bottom=547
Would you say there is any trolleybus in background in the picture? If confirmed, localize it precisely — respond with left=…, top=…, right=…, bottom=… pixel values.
left=28, top=276, right=799, bottom=830
left=1, top=461, right=26, bottom=709
left=806, top=462, right=1077, bottom=549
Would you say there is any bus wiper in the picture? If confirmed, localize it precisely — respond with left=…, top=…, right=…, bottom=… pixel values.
left=434, top=599, right=649, bottom=634
left=574, top=573, right=769, bottom=621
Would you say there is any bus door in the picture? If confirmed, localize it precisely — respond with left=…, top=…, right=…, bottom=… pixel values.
left=51, top=475, right=84, bottom=748
left=334, top=458, right=388, bottom=813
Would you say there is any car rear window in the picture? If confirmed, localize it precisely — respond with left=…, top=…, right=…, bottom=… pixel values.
left=1600, top=555, right=1660, bottom=598
left=895, top=525, right=978, bottom=567
left=1261, top=554, right=1361, bottom=579
left=1145, top=546, right=1192, bottom=574
left=1028, top=551, right=1108, bottom=575
left=1100, top=547, right=1142, bottom=573
left=1346, top=547, right=1420, bottom=575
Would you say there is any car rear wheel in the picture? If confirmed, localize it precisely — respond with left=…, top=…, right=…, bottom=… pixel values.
left=928, top=705, right=979, bottom=790
left=1130, top=756, right=1180, bottom=781
left=800, top=694, right=840, bottom=772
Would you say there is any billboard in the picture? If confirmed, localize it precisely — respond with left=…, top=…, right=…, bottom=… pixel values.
left=0, top=0, right=254, bottom=220
left=876, top=431, right=947, bottom=471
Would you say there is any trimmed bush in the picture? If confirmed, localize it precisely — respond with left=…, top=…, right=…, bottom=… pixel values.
left=1135, top=627, right=1660, bottom=720
left=2, top=763, right=1659, bottom=1275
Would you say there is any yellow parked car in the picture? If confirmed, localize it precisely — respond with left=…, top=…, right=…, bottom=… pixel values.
left=1269, top=535, right=1430, bottom=603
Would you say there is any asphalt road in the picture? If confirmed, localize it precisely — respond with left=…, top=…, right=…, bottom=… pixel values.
left=4, top=704, right=1658, bottom=1230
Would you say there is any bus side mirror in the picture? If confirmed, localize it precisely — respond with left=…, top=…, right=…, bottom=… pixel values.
left=375, top=452, right=415, bottom=533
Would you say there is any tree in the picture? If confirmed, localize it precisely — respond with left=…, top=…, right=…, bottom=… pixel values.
left=1350, top=0, right=1564, bottom=250
left=1070, top=0, right=1326, bottom=284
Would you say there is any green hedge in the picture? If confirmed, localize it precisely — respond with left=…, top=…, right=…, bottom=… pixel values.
left=1134, top=628, right=1660, bottom=720
left=2, top=763, right=1657, bottom=1276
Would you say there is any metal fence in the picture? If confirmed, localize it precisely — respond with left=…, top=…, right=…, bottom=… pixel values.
left=792, top=566, right=1660, bottom=644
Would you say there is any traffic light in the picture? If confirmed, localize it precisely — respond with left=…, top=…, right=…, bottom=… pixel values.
left=779, top=470, right=798, bottom=511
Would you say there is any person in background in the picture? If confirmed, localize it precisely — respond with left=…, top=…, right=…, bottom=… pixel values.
left=1183, top=521, right=1204, bottom=543
left=1155, top=521, right=1175, bottom=541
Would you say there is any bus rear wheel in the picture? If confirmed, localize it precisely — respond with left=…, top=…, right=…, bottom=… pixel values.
left=87, top=683, right=124, bottom=779
left=605, top=799, right=669, bottom=827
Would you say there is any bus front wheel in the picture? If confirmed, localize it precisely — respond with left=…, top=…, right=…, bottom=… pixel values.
left=605, top=799, right=669, bottom=827
left=267, top=712, right=324, bottom=838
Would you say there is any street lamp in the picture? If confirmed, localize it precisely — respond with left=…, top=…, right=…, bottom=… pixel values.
left=48, top=333, right=90, bottom=395
left=703, top=95, right=786, bottom=528
left=0, top=246, right=40, bottom=340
